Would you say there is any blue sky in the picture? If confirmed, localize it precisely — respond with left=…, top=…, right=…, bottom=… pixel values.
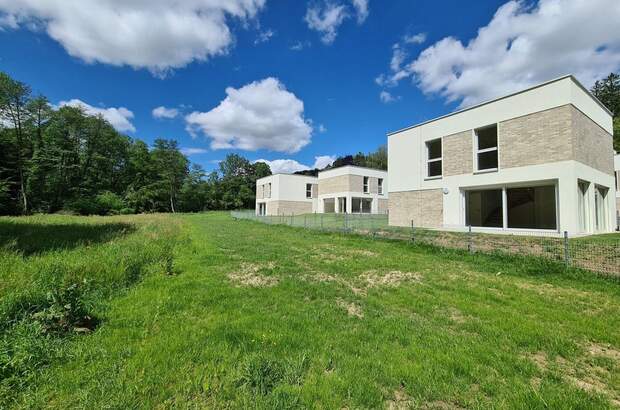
left=1, top=0, right=618, bottom=173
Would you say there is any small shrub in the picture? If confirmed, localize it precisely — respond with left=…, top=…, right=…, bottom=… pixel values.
left=119, top=207, right=135, bottom=215
left=95, top=191, right=126, bottom=215
left=66, top=198, right=102, bottom=216
left=238, top=354, right=285, bottom=395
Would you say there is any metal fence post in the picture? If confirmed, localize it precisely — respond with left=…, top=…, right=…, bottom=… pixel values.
left=321, top=213, right=324, bottom=230
left=411, top=220, right=415, bottom=242
left=468, top=225, right=473, bottom=253
left=304, top=215, right=307, bottom=229
left=290, top=213, right=293, bottom=226
left=563, top=231, right=570, bottom=268
left=343, top=212, right=347, bottom=232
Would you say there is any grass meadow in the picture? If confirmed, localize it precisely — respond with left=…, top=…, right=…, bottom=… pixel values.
left=1, top=212, right=619, bottom=409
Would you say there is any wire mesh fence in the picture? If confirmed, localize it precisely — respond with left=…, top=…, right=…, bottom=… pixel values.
left=231, top=210, right=620, bottom=276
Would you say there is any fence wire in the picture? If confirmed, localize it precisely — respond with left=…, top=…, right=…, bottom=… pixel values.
left=231, top=211, right=620, bottom=276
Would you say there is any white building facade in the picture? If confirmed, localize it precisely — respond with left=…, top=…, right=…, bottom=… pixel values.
left=317, top=166, right=388, bottom=214
left=256, top=166, right=388, bottom=216
left=388, top=76, right=616, bottom=236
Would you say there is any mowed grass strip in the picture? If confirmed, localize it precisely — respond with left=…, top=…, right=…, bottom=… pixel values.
left=2, top=212, right=620, bottom=409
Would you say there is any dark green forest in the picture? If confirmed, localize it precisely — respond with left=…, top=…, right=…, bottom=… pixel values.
left=0, top=72, right=387, bottom=216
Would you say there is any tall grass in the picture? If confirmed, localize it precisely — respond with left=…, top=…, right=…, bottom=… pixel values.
left=0, top=214, right=183, bottom=405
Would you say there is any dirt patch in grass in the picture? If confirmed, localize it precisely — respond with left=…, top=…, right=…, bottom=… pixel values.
left=228, top=262, right=278, bottom=287
left=336, top=298, right=363, bottom=318
left=385, top=389, right=414, bottom=410
left=526, top=346, right=620, bottom=406
left=516, top=282, right=592, bottom=299
left=420, top=401, right=466, bottom=410
left=586, top=342, right=620, bottom=362
left=307, top=245, right=378, bottom=262
left=362, top=270, right=423, bottom=288
left=446, top=308, right=469, bottom=324
left=300, top=269, right=422, bottom=297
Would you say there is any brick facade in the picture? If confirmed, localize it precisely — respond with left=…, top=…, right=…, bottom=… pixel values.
left=319, top=174, right=365, bottom=195
left=389, top=190, right=443, bottom=227
left=267, top=200, right=312, bottom=216
left=443, top=130, right=473, bottom=176
left=499, top=105, right=574, bottom=169
left=571, top=106, right=614, bottom=175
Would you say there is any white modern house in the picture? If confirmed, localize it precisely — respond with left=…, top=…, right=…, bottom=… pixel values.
left=388, top=75, right=616, bottom=236
left=256, top=165, right=388, bottom=215
left=255, top=174, right=318, bottom=216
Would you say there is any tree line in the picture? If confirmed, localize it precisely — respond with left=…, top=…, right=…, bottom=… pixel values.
left=0, top=72, right=271, bottom=216
left=591, top=72, right=620, bottom=151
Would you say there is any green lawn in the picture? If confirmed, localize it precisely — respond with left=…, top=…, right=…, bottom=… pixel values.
left=1, top=213, right=619, bottom=408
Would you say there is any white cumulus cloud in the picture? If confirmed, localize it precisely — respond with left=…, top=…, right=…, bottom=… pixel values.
left=58, top=99, right=135, bottom=133
left=378, top=0, right=620, bottom=108
left=185, top=77, right=313, bottom=153
left=0, top=0, right=266, bottom=76
left=180, top=147, right=208, bottom=156
left=255, top=155, right=336, bottom=174
left=152, top=106, right=179, bottom=119
left=351, top=0, right=369, bottom=24
left=254, top=28, right=274, bottom=45
left=379, top=90, right=399, bottom=103
left=305, top=0, right=369, bottom=44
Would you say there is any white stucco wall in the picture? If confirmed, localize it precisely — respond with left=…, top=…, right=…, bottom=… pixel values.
left=256, top=174, right=318, bottom=212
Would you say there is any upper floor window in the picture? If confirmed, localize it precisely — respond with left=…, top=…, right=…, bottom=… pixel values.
left=426, top=138, right=442, bottom=178
left=475, top=124, right=498, bottom=171
left=306, top=183, right=312, bottom=199
left=378, top=178, right=384, bottom=195
left=267, top=183, right=271, bottom=198
left=363, top=176, right=369, bottom=193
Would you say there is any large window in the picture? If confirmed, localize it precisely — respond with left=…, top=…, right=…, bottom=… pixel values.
left=426, top=139, right=442, bottom=178
left=466, top=184, right=558, bottom=230
left=578, top=181, right=589, bottom=233
left=506, top=186, right=556, bottom=229
left=306, top=183, right=312, bottom=199
left=466, top=189, right=503, bottom=228
left=475, top=125, right=498, bottom=171
left=595, top=186, right=608, bottom=231
left=378, top=178, right=384, bottom=195
left=363, top=177, right=369, bottom=193
left=352, top=197, right=372, bottom=213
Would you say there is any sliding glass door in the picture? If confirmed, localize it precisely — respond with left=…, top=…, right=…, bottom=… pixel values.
left=465, top=184, right=557, bottom=230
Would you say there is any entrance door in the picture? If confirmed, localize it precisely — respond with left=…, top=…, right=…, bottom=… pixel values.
left=258, top=203, right=266, bottom=216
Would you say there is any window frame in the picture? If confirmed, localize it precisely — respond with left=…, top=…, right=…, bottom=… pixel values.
left=363, top=176, right=369, bottom=193
left=473, top=124, right=499, bottom=173
left=425, top=138, right=443, bottom=179
left=306, top=183, right=312, bottom=199
left=463, top=182, right=559, bottom=232
left=378, top=178, right=384, bottom=195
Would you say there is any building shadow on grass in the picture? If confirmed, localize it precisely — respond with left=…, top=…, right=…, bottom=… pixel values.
left=0, top=220, right=135, bottom=256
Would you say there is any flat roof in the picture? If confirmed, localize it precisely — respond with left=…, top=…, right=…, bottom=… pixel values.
left=257, top=164, right=387, bottom=182
left=387, top=75, right=613, bottom=137
left=319, top=164, right=387, bottom=174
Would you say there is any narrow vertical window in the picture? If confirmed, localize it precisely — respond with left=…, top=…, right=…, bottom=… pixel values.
left=363, top=176, right=369, bottom=193
left=426, top=139, right=442, bottom=178
left=378, top=178, right=384, bottom=195
left=475, top=124, right=498, bottom=171
left=306, top=183, right=312, bottom=199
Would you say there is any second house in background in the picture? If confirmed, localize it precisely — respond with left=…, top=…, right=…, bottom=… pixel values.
left=256, top=165, right=388, bottom=216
